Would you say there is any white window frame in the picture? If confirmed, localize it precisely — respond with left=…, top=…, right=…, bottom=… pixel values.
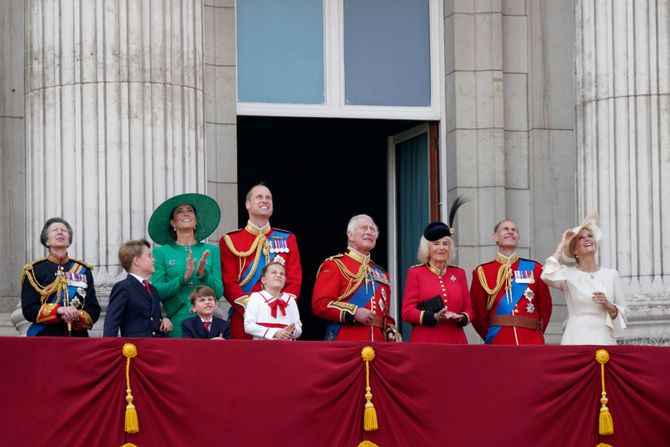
left=236, top=0, right=443, bottom=120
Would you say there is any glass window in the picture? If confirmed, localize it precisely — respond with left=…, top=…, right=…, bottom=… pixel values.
left=343, top=0, right=431, bottom=106
left=237, top=0, right=325, bottom=104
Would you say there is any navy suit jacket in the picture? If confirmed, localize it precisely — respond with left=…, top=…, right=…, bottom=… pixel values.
left=181, top=315, right=230, bottom=339
left=104, top=275, right=163, bottom=337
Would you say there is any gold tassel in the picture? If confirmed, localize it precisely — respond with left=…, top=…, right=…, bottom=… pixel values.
left=357, top=441, right=380, bottom=447
left=123, top=343, right=140, bottom=434
left=361, top=346, right=378, bottom=432
left=121, top=444, right=138, bottom=447
left=595, top=349, right=614, bottom=436
left=596, top=443, right=613, bottom=447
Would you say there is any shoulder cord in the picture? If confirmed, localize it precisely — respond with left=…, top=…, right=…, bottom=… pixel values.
left=477, top=264, right=513, bottom=311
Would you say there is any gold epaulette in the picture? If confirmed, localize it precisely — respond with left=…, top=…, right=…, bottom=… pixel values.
left=315, top=254, right=345, bottom=276
left=20, top=258, right=47, bottom=287
left=409, top=263, right=423, bottom=269
left=70, top=258, right=94, bottom=270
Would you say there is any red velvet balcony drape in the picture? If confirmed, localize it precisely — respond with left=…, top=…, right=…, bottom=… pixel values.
left=1, top=338, right=668, bottom=447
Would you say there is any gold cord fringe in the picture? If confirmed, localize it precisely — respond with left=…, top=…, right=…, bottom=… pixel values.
left=595, top=349, right=614, bottom=436
left=123, top=343, right=139, bottom=434
left=121, top=444, right=138, bottom=447
left=357, top=441, right=380, bottom=447
left=361, top=346, right=378, bottom=432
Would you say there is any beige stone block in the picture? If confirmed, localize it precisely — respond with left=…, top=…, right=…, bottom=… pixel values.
left=206, top=123, right=237, bottom=183
left=474, top=70, right=505, bottom=128
left=528, top=0, right=575, bottom=130
left=502, top=0, right=526, bottom=15
left=529, top=129, right=576, bottom=261
left=504, top=131, right=529, bottom=189
left=503, top=73, right=528, bottom=131
left=474, top=0, right=502, bottom=13
left=502, top=15, right=527, bottom=73
left=205, top=0, right=234, bottom=7
left=453, top=0, right=474, bottom=14
left=215, top=5, right=236, bottom=66
left=208, top=181, right=239, bottom=238
left=215, top=66, right=237, bottom=124
left=445, top=72, right=457, bottom=132
left=444, top=0, right=454, bottom=17
left=504, top=188, right=531, bottom=247
left=454, top=71, right=477, bottom=128
left=453, top=13, right=475, bottom=70
left=204, top=5, right=215, bottom=63
left=444, top=14, right=455, bottom=74
left=475, top=12, right=503, bottom=70
left=473, top=186, right=506, bottom=242
left=452, top=129, right=478, bottom=188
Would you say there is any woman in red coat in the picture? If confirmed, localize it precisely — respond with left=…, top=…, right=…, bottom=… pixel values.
left=401, top=221, right=474, bottom=343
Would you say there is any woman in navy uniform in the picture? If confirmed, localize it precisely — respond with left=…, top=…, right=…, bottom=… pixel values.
left=21, top=217, right=101, bottom=336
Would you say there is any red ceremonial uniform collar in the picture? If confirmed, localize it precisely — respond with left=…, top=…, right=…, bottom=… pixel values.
left=345, top=247, right=370, bottom=265
left=495, top=252, right=519, bottom=266
left=245, top=221, right=272, bottom=236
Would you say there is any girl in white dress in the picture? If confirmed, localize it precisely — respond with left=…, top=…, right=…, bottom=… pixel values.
left=244, top=261, right=302, bottom=340
left=541, top=212, right=626, bottom=345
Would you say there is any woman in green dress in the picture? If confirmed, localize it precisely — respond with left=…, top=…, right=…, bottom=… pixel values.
left=148, top=193, right=223, bottom=337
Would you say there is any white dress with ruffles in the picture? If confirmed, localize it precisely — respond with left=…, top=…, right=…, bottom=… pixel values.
left=541, top=256, right=626, bottom=345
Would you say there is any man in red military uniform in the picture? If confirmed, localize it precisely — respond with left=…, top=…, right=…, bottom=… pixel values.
left=312, top=214, right=400, bottom=342
left=470, top=219, right=552, bottom=344
left=219, top=184, right=302, bottom=339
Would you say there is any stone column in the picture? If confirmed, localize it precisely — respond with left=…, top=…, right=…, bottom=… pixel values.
left=1, top=0, right=26, bottom=335
left=575, top=0, right=670, bottom=343
left=14, top=0, right=206, bottom=334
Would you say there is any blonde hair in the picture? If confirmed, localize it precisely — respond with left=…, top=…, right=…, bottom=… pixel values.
left=417, top=235, right=456, bottom=264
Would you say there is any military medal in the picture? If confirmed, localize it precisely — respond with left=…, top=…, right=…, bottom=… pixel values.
left=524, top=288, right=535, bottom=314
left=70, top=296, right=82, bottom=309
left=77, top=287, right=87, bottom=298
left=169, top=259, right=176, bottom=266
left=274, top=254, right=286, bottom=266
left=514, top=270, right=535, bottom=284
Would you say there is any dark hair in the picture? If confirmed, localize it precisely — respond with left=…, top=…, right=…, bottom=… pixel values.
left=189, top=285, right=216, bottom=305
left=118, top=239, right=151, bottom=272
left=168, top=204, right=197, bottom=241
left=40, top=217, right=73, bottom=248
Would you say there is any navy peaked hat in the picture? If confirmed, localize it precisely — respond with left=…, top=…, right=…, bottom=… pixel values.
left=423, top=222, right=451, bottom=241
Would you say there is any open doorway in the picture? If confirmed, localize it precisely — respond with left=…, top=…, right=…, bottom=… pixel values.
left=237, top=116, right=425, bottom=340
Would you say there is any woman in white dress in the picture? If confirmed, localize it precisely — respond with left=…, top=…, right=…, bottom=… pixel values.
left=541, top=212, right=626, bottom=345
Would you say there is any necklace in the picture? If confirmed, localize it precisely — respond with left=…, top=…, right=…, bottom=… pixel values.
left=577, top=265, right=599, bottom=279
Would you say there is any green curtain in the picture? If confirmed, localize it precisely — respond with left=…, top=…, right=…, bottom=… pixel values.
left=396, top=133, right=429, bottom=340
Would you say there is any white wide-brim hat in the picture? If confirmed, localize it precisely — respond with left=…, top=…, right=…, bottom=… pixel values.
left=562, top=211, right=602, bottom=264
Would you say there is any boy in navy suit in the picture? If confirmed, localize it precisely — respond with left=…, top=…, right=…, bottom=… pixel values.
left=104, top=240, right=173, bottom=337
left=181, top=285, right=230, bottom=339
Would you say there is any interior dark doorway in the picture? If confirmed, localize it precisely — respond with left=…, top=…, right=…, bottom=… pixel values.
left=237, top=116, right=422, bottom=340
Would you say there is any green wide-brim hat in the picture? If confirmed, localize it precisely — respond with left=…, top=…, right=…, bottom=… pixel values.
left=148, top=193, right=221, bottom=246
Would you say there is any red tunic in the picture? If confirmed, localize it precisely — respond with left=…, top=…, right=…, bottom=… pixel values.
left=470, top=255, right=552, bottom=345
left=312, top=249, right=395, bottom=342
left=219, top=223, right=302, bottom=339
left=401, top=264, right=473, bottom=344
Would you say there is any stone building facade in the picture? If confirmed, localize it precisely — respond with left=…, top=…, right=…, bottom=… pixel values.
left=1, top=0, right=668, bottom=343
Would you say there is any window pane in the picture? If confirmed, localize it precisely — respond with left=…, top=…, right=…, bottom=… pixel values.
left=344, top=0, right=430, bottom=106
left=237, top=0, right=324, bottom=104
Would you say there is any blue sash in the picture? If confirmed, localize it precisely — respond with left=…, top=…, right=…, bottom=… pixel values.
left=324, top=265, right=384, bottom=341
left=240, top=230, right=290, bottom=294
left=28, top=265, right=88, bottom=336
left=485, top=260, right=534, bottom=344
